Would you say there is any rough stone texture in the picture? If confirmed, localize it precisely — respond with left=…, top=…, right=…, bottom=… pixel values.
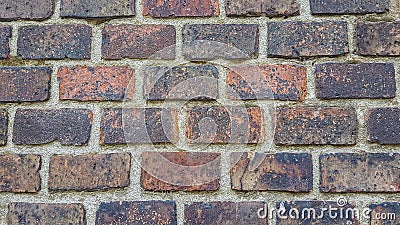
left=100, top=108, right=179, bottom=144
left=18, top=25, right=92, bottom=60
left=0, top=109, right=7, bottom=146
left=143, top=65, right=219, bottom=101
left=186, top=107, right=264, bottom=144
left=13, top=108, right=93, bottom=145
left=182, top=24, right=259, bottom=60
left=268, top=21, right=349, bottom=58
left=0, top=154, right=41, bottom=193
left=143, top=0, right=219, bottom=17
left=356, top=22, right=400, bottom=56
left=102, top=25, right=176, bottom=60
left=230, top=152, right=313, bottom=192
left=310, top=0, right=389, bottom=14
left=184, top=202, right=267, bottom=225
left=58, top=66, right=134, bottom=101
left=0, top=67, right=51, bottom=102
left=225, top=0, right=300, bottom=17
left=61, top=0, right=135, bottom=18
left=141, top=152, right=221, bottom=191
left=7, top=202, right=86, bottom=225
left=275, top=107, right=358, bottom=145
left=370, top=203, right=400, bottom=225
left=320, top=153, right=400, bottom=192
left=0, top=0, right=54, bottom=21
left=315, top=63, right=396, bottom=99
left=366, top=108, right=400, bottom=144
left=48, top=153, right=131, bottom=191
left=0, top=26, right=11, bottom=59
left=96, top=201, right=177, bottom=225
left=226, top=64, right=307, bottom=101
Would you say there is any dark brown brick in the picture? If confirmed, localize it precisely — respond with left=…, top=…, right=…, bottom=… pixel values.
left=18, top=25, right=92, bottom=60
left=100, top=108, right=179, bottom=144
left=268, top=21, right=349, bottom=58
left=0, top=26, right=11, bottom=59
left=310, top=0, right=389, bottom=14
left=7, top=202, right=86, bottom=225
left=186, top=107, right=264, bottom=144
left=226, top=64, right=307, bottom=101
left=0, top=109, right=7, bottom=146
left=96, top=201, right=177, bottom=225
left=182, top=24, right=259, bottom=61
left=226, top=0, right=300, bottom=17
left=0, top=67, right=51, bottom=102
left=0, top=0, right=54, bottom=21
left=366, top=108, right=400, bottom=144
left=48, top=153, right=130, bottom=191
left=143, top=0, right=219, bottom=17
left=316, top=63, right=396, bottom=99
left=370, top=203, right=400, bottom=224
left=231, top=152, right=312, bottom=192
left=141, top=152, right=220, bottom=191
left=143, top=65, right=219, bottom=101
left=61, top=0, right=135, bottom=18
left=58, top=66, right=134, bottom=101
left=275, top=107, right=358, bottom=145
left=102, top=25, right=176, bottom=60
left=13, top=108, right=93, bottom=145
left=356, top=22, right=400, bottom=56
left=184, top=202, right=267, bottom=225
left=0, top=154, right=40, bottom=193
left=320, top=153, right=400, bottom=192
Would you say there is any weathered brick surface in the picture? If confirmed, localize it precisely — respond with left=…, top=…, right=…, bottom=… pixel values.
left=100, top=108, right=179, bottom=144
left=182, top=24, right=259, bottom=60
left=370, top=203, right=400, bottom=224
left=0, top=26, right=11, bottom=59
left=186, top=107, right=264, bottom=144
left=48, top=153, right=130, bottom=191
left=61, top=0, right=135, bottom=18
left=226, top=64, right=307, bottom=101
left=7, top=202, right=86, bottom=225
left=226, top=0, right=300, bottom=17
left=13, top=108, right=93, bottom=145
left=320, top=153, right=400, bottom=192
left=315, top=63, right=396, bottom=99
left=275, top=107, right=358, bottom=145
left=141, top=152, right=220, bottom=191
left=102, top=25, right=176, bottom=60
left=18, top=25, right=92, bottom=60
left=268, top=21, right=349, bottom=58
left=310, top=0, right=389, bottom=14
left=0, top=109, right=7, bottom=146
left=143, top=65, right=219, bottom=101
left=357, top=22, right=400, bottom=56
left=58, top=66, right=134, bottom=101
left=366, top=108, right=400, bottom=144
left=143, top=0, right=219, bottom=17
left=0, top=67, right=51, bottom=102
left=184, top=202, right=267, bottom=225
left=231, top=152, right=312, bottom=192
left=0, top=154, right=40, bottom=193
left=96, top=201, right=177, bottom=225
left=0, top=0, right=54, bottom=21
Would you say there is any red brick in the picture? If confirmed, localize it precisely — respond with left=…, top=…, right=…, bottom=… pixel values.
left=0, top=0, right=54, bottom=21
left=58, top=66, right=134, bottom=101
left=143, top=0, right=219, bottom=17
left=61, top=0, right=135, bottom=18
left=226, top=0, right=300, bottom=17
left=141, top=152, right=220, bottom=191
left=366, top=108, right=400, bottom=144
left=0, top=109, right=7, bottom=146
left=226, top=64, right=307, bottom=101
left=310, top=0, right=389, bottom=14
left=370, top=203, right=400, bottom=224
left=0, top=26, right=11, bottom=59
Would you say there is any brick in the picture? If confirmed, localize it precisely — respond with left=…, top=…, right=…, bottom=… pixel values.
left=143, top=65, right=219, bottom=101
left=356, top=22, right=400, bottom=56
left=0, top=67, right=51, bottom=102
left=366, top=108, right=400, bottom=144
left=143, top=0, right=219, bottom=17
left=58, top=66, right=134, bottom=101
left=18, top=25, right=92, bottom=60
left=310, top=0, right=389, bottom=14
left=100, top=108, right=178, bottom=144
left=183, top=24, right=259, bottom=61
left=7, top=202, right=86, bottom=225
left=96, top=201, right=177, bottom=225
left=0, top=0, right=54, bottom=21
left=48, top=153, right=130, bottom=191
left=0, top=154, right=40, bottom=193
left=186, top=107, right=264, bottom=144
left=13, top=108, right=93, bottom=145
left=141, top=152, right=220, bottom=191
left=226, top=0, right=300, bottom=17
left=275, top=107, right=358, bottom=145
left=102, top=25, right=176, bottom=60
left=370, top=203, right=400, bottom=224
left=268, top=21, right=349, bottom=58
left=0, top=26, right=11, bottom=59
left=226, top=64, right=307, bottom=101
left=0, top=109, right=7, bottom=146
left=184, top=202, right=267, bottom=225
left=316, top=63, right=396, bottom=99
left=61, top=0, right=135, bottom=18
left=231, top=152, right=312, bottom=192
left=320, top=153, right=400, bottom=192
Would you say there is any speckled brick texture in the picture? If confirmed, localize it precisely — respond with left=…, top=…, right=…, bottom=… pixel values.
left=61, top=0, right=135, bottom=18
left=366, top=108, right=400, bottom=144
left=0, top=0, right=54, bottom=21
left=226, top=0, right=300, bottom=17
left=370, top=203, right=400, bottom=224
left=357, top=22, right=400, bottom=56
left=0, top=26, right=11, bottom=59
left=0, top=109, right=7, bottom=146
left=310, top=0, right=389, bottom=14
left=143, top=0, right=219, bottom=17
